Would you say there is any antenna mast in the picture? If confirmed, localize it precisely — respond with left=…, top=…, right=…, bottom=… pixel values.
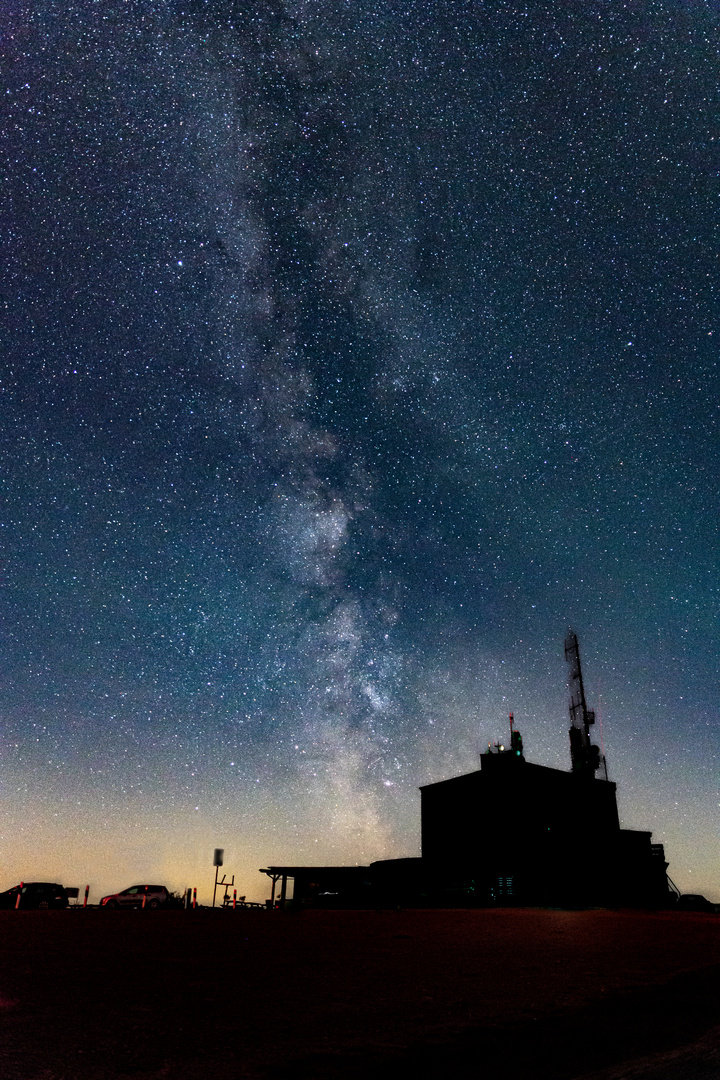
left=564, top=631, right=602, bottom=778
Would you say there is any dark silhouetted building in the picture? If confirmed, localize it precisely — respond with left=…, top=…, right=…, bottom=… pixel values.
left=420, top=741, right=669, bottom=907
left=260, top=634, right=672, bottom=909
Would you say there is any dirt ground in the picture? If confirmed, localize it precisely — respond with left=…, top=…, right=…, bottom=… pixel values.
left=1, top=907, right=720, bottom=1079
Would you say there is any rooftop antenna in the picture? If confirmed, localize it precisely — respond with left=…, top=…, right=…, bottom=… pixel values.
left=564, top=631, right=602, bottom=778
left=509, top=712, right=524, bottom=756
left=483, top=713, right=524, bottom=758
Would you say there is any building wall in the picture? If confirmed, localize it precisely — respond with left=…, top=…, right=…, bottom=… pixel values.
left=420, top=754, right=668, bottom=907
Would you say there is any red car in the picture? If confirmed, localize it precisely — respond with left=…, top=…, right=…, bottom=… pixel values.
left=99, top=885, right=171, bottom=909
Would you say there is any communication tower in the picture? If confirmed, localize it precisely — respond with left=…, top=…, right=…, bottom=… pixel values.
left=564, top=630, right=605, bottom=779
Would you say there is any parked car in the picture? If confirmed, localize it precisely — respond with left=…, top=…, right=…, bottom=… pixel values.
left=99, top=885, right=172, bottom=909
left=0, top=882, right=69, bottom=909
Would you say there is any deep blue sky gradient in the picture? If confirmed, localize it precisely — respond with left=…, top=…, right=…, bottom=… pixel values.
left=2, top=0, right=717, bottom=902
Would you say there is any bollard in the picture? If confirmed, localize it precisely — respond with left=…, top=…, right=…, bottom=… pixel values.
left=83, top=885, right=89, bottom=908
left=15, top=882, right=23, bottom=910
left=233, top=888, right=237, bottom=909
left=193, top=887, right=197, bottom=909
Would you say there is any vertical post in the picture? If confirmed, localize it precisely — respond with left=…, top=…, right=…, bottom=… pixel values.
left=15, top=883, right=23, bottom=910
left=83, top=885, right=89, bottom=908
left=280, top=874, right=287, bottom=909
left=270, top=875, right=277, bottom=908
left=233, top=888, right=237, bottom=909
left=212, top=849, right=224, bottom=908
left=193, top=887, right=197, bottom=909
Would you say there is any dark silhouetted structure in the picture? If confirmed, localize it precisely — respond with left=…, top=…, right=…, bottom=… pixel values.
left=261, top=634, right=672, bottom=909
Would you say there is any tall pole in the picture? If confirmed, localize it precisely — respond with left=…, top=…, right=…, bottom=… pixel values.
left=212, top=848, right=224, bottom=908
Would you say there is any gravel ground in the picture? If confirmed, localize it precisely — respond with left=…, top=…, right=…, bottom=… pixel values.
left=1, top=907, right=719, bottom=1079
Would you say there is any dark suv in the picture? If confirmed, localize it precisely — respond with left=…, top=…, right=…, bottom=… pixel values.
left=99, top=885, right=171, bottom=909
left=0, top=882, right=69, bottom=909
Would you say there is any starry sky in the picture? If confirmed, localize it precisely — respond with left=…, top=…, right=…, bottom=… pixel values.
left=2, top=0, right=718, bottom=904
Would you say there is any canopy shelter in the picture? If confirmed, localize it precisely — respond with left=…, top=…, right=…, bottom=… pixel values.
left=259, top=866, right=372, bottom=908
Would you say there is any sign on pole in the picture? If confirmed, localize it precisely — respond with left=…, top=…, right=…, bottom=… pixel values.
left=212, top=848, right=225, bottom=908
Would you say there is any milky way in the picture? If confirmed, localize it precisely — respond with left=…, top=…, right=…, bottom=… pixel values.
left=2, top=0, right=718, bottom=902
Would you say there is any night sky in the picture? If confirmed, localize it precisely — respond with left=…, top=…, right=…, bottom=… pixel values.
left=2, top=0, right=718, bottom=904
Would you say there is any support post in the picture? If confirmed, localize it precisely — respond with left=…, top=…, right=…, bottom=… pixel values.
left=212, top=849, right=224, bottom=907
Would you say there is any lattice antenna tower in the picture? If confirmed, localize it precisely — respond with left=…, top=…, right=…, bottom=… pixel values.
left=564, top=630, right=603, bottom=778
